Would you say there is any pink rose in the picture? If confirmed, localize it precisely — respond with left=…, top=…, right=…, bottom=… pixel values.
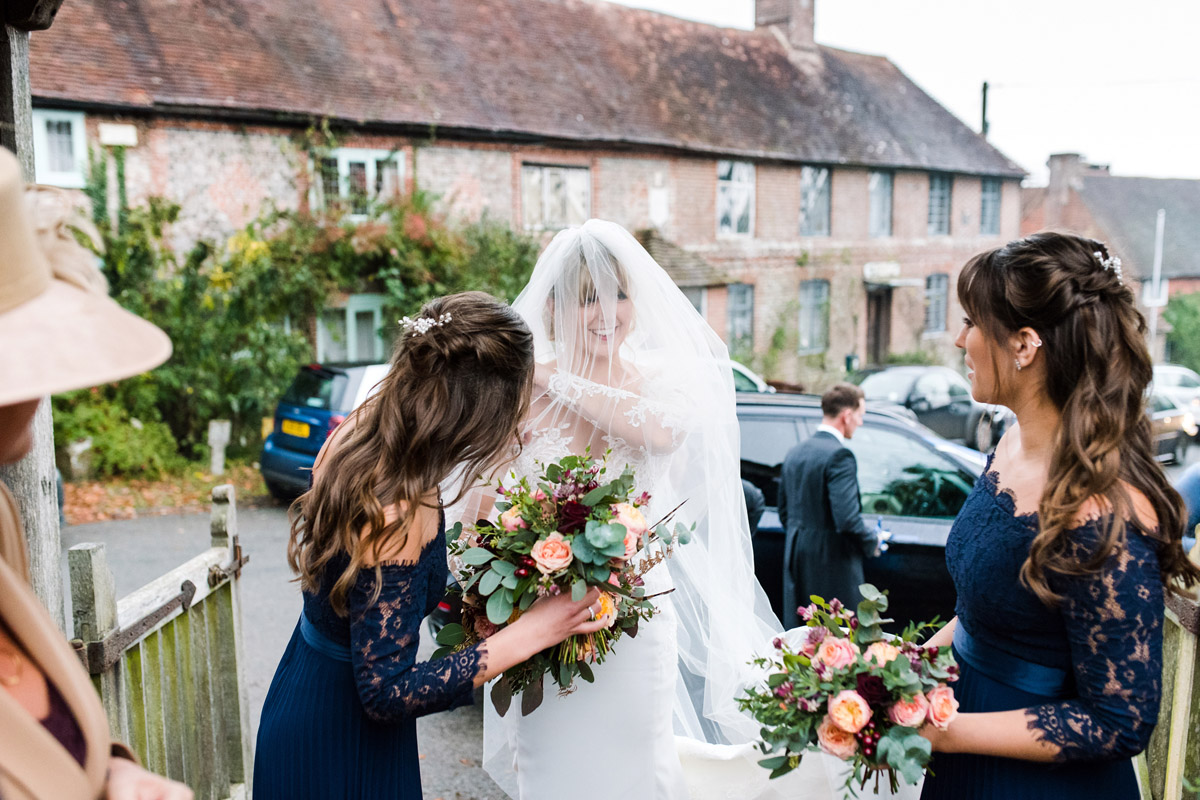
left=926, top=685, right=959, bottom=730
left=827, top=689, right=872, bottom=734
left=814, top=637, right=860, bottom=670
left=816, top=715, right=859, bottom=760
left=864, top=641, right=901, bottom=669
left=612, top=503, right=647, bottom=559
left=887, top=693, right=930, bottom=728
left=530, top=532, right=573, bottom=574
left=499, top=507, right=528, bottom=532
left=533, top=489, right=547, bottom=501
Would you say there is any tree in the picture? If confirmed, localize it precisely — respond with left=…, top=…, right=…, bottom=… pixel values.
left=1164, top=293, right=1200, bottom=372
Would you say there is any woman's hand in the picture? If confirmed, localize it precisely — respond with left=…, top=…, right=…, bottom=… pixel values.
left=107, top=757, right=194, bottom=800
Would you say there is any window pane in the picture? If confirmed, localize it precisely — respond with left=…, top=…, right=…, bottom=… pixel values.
left=980, top=178, right=1001, bottom=235
left=799, top=166, right=830, bottom=237
left=728, top=283, right=755, bottom=355
left=46, top=120, right=76, bottom=173
left=845, top=426, right=973, bottom=518
left=928, top=174, right=951, bottom=236
left=869, top=171, right=893, bottom=238
left=376, top=159, right=400, bottom=200
left=924, top=274, right=948, bottom=333
left=521, top=165, right=589, bottom=230
left=521, top=166, right=544, bottom=230
left=354, top=310, right=377, bottom=361
left=318, top=158, right=340, bottom=209
left=318, top=309, right=349, bottom=362
left=681, top=287, right=705, bottom=314
left=718, top=160, right=754, bottom=236
left=798, top=279, right=829, bottom=353
left=565, top=168, right=591, bottom=227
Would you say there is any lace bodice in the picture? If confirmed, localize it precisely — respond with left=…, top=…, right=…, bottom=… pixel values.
left=945, top=456, right=1163, bottom=761
left=302, top=512, right=486, bottom=724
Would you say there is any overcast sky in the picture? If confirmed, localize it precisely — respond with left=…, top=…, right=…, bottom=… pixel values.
left=606, top=0, right=1200, bottom=185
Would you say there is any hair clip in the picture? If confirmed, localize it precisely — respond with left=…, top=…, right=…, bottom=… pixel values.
left=399, top=312, right=452, bottom=337
left=1093, top=250, right=1123, bottom=281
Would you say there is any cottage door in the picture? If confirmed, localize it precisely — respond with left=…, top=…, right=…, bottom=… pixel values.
left=866, top=286, right=892, bottom=365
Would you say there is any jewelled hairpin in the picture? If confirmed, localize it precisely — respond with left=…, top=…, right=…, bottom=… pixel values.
left=1093, top=251, right=1123, bottom=281
left=398, top=312, right=452, bottom=337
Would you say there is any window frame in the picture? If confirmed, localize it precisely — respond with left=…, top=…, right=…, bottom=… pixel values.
left=32, top=109, right=87, bottom=188
left=799, top=165, right=831, bottom=237
left=680, top=286, right=708, bottom=318
left=868, top=170, right=894, bottom=238
left=716, top=159, right=755, bottom=237
left=797, top=278, right=830, bottom=355
left=727, top=283, right=755, bottom=356
left=312, top=148, right=404, bottom=219
left=924, top=273, right=949, bottom=335
left=980, top=178, right=1002, bottom=236
left=316, top=293, right=388, bottom=363
left=927, top=173, right=953, bottom=237
left=520, top=163, right=591, bottom=232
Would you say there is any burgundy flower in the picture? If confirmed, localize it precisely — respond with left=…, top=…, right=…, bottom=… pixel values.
left=558, top=500, right=590, bottom=534
left=855, top=673, right=889, bottom=708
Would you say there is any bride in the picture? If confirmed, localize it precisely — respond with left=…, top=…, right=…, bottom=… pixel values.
left=450, top=220, right=894, bottom=799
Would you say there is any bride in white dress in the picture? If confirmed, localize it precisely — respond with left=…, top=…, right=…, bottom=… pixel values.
left=449, top=220, right=909, bottom=800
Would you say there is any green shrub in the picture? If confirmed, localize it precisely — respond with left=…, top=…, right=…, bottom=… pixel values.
left=886, top=350, right=938, bottom=366
left=1165, top=292, right=1200, bottom=373
left=52, top=390, right=184, bottom=479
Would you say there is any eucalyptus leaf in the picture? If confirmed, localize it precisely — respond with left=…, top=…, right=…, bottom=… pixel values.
left=572, top=534, right=599, bottom=565
left=487, top=589, right=514, bottom=625
left=571, top=579, right=586, bottom=602
left=521, top=675, right=545, bottom=716
left=758, top=755, right=788, bottom=770
left=461, top=548, right=495, bottom=566
left=502, top=573, right=519, bottom=590
left=446, top=521, right=463, bottom=543
left=491, top=677, right=513, bottom=717
left=577, top=661, right=595, bottom=683
left=545, top=464, right=563, bottom=481
left=479, top=569, right=504, bottom=596
left=582, top=481, right=617, bottom=506
left=585, top=520, right=625, bottom=548
left=674, top=521, right=693, bottom=545
left=490, top=560, right=517, bottom=577
left=434, top=622, right=465, bottom=647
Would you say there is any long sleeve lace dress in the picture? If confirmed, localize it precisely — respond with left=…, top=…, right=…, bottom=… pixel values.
left=921, top=456, right=1163, bottom=799
left=254, top=509, right=486, bottom=800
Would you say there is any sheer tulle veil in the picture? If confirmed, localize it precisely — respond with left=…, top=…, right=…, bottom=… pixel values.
left=512, top=219, right=782, bottom=743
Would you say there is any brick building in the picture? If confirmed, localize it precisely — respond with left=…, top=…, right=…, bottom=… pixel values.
left=28, top=0, right=1023, bottom=384
left=1022, top=153, right=1200, bottom=359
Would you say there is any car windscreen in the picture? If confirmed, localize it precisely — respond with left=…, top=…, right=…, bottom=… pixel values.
left=859, top=371, right=915, bottom=403
left=282, top=368, right=350, bottom=411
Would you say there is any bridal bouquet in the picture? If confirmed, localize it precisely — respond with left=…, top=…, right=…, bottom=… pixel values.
left=739, top=585, right=959, bottom=795
left=436, top=452, right=691, bottom=716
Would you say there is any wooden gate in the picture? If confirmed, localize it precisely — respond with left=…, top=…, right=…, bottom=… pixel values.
left=1138, top=541, right=1200, bottom=800
left=69, top=485, right=252, bottom=800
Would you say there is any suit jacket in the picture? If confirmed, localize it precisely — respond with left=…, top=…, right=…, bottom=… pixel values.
left=0, top=483, right=129, bottom=800
left=777, top=431, right=877, bottom=629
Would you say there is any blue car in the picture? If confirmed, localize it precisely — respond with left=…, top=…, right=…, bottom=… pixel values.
left=260, top=363, right=390, bottom=499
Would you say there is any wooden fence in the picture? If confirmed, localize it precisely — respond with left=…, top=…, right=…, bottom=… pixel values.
left=1139, top=540, right=1200, bottom=800
left=69, top=485, right=252, bottom=800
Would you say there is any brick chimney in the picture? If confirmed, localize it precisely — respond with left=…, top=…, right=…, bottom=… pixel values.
left=1045, top=153, right=1110, bottom=228
left=756, top=0, right=816, bottom=52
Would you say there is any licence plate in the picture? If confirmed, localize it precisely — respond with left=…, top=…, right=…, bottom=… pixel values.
left=281, top=419, right=310, bottom=438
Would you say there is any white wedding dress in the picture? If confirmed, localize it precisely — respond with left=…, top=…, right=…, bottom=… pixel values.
left=448, top=221, right=919, bottom=800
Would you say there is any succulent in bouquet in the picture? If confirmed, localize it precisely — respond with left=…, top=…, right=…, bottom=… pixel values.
left=739, top=584, right=959, bottom=796
left=436, top=451, right=692, bottom=716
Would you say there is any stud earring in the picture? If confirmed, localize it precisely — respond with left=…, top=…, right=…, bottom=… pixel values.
left=1014, top=358, right=1022, bottom=372
left=1032, top=338, right=1043, bottom=347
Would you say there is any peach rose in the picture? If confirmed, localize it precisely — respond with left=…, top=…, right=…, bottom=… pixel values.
left=530, top=532, right=573, bottom=574
left=887, top=693, right=930, bottom=728
left=499, top=507, right=528, bottom=532
left=612, top=503, right=648, bottom=536
left=594, top=591, right=618, bottom=628
left=816, top=715, right=859, bottom=760
left=814, top=636, right=860, bottom=670
left=827, top=689, right=872, bottom=734
left=926, top=685, right=959, bottom=730
left=864, top=641, right=902, bottom=669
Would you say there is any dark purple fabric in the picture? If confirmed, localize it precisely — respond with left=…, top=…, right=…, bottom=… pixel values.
left=40, top=680, right=87, bottom=767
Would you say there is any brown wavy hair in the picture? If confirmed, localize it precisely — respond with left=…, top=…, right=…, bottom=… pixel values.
left=959, top=232, right=1200, bottom=604
left=287, top=291, right=534, bottom=614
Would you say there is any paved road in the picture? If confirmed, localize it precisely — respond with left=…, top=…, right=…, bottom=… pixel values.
left=59, top=448, right=1200, bottom=798
left=63, top=501, right=506, bottom=800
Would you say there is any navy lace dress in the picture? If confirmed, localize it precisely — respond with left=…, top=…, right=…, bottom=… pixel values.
left=254, top=511, right=486, bottom=800
left=921, top=457, right=1163, bottom=799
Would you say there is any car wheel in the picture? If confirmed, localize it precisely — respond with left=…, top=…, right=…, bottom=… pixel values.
left=973, top=414, right=996, bottom=453
left=1173, top=436, right=1189, bottom=466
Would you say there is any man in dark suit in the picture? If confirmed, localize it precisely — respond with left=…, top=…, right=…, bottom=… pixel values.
left=778, top=383, right=884, bottom=628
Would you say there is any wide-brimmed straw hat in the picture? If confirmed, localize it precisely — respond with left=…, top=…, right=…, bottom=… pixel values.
left=0, top=147, right=171, bottom=406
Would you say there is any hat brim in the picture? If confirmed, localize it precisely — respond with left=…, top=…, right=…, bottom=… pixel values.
left=0, top=278, right=172, bottom=406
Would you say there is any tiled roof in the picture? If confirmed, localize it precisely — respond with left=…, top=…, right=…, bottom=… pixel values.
left=29, top=0, right=1024, bottom=177
left=634, top=229, right=727, bottom=287
left=1079, top=176, right=1200, bottom=280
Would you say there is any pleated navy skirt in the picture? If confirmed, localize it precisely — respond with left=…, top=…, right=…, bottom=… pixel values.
left=919, top=645, right=1139, bottom=800
left=253, top=618, right=423, bottom=799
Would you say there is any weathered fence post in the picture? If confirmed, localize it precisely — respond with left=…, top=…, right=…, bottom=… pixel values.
left=68, top=542, right=125, bottom=737
left=210, top=484, right=253, bottom=796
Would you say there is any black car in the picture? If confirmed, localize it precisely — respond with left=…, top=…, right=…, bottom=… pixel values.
left=738, top=393, right=985, bottom=629
left=855, top=366, right=1010, bottom=452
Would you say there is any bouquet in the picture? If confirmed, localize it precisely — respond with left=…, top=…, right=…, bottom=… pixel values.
left=739, top=585, right=959, bottom=795
left=437, top=451, right=691, bottom=716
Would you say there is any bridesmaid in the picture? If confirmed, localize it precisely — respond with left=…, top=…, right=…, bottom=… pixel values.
left=920, top=232, right=1200, bottom=798
left=253, top=291, right=607, bottom=800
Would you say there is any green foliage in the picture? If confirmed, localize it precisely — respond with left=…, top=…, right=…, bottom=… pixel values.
left=1165, top=293, right=1200, bottom=373
left=51, top=390, right=184, bottom=479
left=886, top=350, right=938, bottom=366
